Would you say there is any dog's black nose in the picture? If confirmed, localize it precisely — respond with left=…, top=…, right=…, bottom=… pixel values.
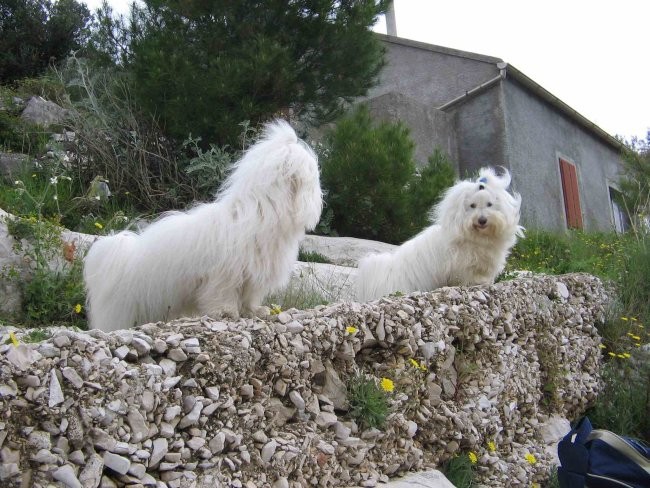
left=478, top=216, right=488, bottom=226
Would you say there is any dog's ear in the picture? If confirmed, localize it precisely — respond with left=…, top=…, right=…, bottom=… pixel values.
left=284, top=145, right=323, bottom=230
left=433, top=180, right=475, bottom=231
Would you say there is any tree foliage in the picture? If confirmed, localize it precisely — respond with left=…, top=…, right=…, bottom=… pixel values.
left=120, top=0, right=389, bottom=146
left=619, top=133, right=650, bottom=229
left=320, top=105, right=456, bottom=244
left=0, top=0, right=92, bottom=83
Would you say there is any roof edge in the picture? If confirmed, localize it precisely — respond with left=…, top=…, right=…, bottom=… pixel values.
left=504, top=64, right=624, bottom=151
left=376, top=33, right=504, bottom=65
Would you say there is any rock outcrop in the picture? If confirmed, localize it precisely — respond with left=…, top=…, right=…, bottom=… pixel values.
left=0, top=273, right=608, bottom=487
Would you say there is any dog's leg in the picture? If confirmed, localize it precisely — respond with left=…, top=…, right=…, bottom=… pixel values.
left=196, top=281, right=241, bottom=320
left=240, top=281, right=266, bottom=318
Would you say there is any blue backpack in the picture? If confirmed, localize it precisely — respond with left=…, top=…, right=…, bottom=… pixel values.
left=558, top=417, right=650, bottom=488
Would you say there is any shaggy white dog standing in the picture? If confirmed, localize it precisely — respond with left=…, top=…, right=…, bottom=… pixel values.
left=355, top=167, right=523, bottom=301
left=84, top=120, right=323, bottom=331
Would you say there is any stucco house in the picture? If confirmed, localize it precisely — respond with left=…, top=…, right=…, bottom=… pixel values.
left=361, top=34, right=628, bottom=233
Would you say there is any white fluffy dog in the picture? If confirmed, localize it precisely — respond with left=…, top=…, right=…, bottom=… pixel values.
left=84, top=120, right=323, bottom=331
left=355, top=167, right=524, bottom=301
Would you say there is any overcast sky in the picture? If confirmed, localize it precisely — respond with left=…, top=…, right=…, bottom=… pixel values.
left=83, top=0, right=649, bottom=142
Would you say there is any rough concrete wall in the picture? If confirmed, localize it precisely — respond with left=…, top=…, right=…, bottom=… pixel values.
left=364, top=92, right=458, bottom=165
left=450, top=86, right=508, bottom=177
left=0, top=274, right=607, bottom=487
left=502, top=79, right=623, bottom=232
left=368, top=36, right=502, bottom=108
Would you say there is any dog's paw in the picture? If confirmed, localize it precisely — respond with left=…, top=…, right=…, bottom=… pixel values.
left=242, top=305, right=271, bottom=319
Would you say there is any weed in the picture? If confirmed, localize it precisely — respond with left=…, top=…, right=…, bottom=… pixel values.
left=441, top=453, right=476, bottom=488
left=22, top=328, right=51, bottom=343
left=347, top=374, right=390, bottom=429
left=298, top=249, right=331, bottom=264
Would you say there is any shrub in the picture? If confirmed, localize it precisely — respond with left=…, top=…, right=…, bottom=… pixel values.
left=3, top=215, right=86, bottom=328
left=320, top=106, right=455, bottom=244
left=54, top=55, right=198, bottom=213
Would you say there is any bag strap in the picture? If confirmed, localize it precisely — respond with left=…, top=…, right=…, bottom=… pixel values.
left=587, top=430, right=650, bottom=474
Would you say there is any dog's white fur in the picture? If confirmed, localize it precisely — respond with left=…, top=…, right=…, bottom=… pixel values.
left=84, top=120, right=323, bottom=331
left=355, top=167, right=524, bottom=301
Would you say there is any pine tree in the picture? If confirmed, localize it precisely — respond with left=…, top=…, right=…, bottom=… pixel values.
left=124, top=0, right=390, bottom=146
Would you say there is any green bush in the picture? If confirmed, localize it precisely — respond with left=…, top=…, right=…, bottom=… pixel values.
left=320, top=106, right=455, bottom=244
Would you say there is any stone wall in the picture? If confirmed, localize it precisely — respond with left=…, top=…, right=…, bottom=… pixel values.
left=0, top=273, right=608, bottom=487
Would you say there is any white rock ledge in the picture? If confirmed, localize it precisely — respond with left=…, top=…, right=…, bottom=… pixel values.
left=0, top=273, right=609, bottom=487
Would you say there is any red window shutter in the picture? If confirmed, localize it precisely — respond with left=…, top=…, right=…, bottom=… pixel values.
left=559, top=159, right=583, bottom=229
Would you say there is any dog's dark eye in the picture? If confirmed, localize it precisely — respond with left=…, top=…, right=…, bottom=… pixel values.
left=487, top=202, right=493, bottom=207
left=470, top=203, right=476, bottom=209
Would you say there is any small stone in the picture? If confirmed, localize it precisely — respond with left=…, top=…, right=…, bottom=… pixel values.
left=141, top=391, right=155, bottom=412
left=79, top=453, right=103, bottom=487
left=285, top=321, right=304, bottom=333
left=178, top=401, right=203, bottom=429
left=208, top=432, right=226, bottom=454
left=68, top=450, right=85, bottom=465
left=261, top=440, right=278, bottom=463
left=52, top=464, right=81, bottom=488
left=127, top=407, right=149, bottom=442
left=289, top=390, right=305, bottom=410
left=48, top=370, right=64, bottom=408
left=240, top=384, right=254, bottom=398
left=149, top=438, right=168, bottom=468
left=168, top=348, right=188, bottom=362
left=186, top=437, right=206, bottom=450
left=103, top=452, right=130, bottom=475
left=113, top=345, right=130, bottom=360
left=205, top=387, right=220, bottom=401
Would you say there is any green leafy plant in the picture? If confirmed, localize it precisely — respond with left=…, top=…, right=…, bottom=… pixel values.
left=347, top=374, right=390, bottom=429
left=441, top=452, right=476, bottom=488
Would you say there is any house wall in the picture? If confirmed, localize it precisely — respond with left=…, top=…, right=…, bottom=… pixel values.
left=364, top=92, right=458, bottom=165
left=501, top=79, right=623, bottom=232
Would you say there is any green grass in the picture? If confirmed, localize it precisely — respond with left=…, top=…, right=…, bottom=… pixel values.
left=507, top=229, right=650, bottom=442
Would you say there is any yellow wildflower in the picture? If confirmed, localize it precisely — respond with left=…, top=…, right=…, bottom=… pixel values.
left=346, top=326, right=358, bottom=334
left=468, top=451, right=478, bottom=464
left=524, top=453, right=537, bottom=465
left=74, top=304, right=82, bottom=314
left=380, top=377, right=394, bottom=393
left=487, top=441, right=496, bottom=452
left=617, top=354, right=626, bottom=359
left=270, top=304, right=282, bottom=315
left=622, top=353, right=631, bottom=359
left=9, top=331, right=19, bottom=347
left=94, top=222, right=103, bottom=229
left=598, top=344, right=606, bottom=349
left=621, top=316, right=629, bottom=321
